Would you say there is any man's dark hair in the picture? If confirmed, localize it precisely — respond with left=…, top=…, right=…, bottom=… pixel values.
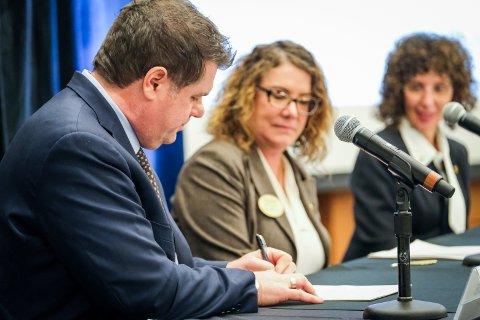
left=93, top=0, right=234, bottom=88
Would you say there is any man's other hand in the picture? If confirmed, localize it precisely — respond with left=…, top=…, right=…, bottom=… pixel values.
left=254, top=271, right=323, bottom=306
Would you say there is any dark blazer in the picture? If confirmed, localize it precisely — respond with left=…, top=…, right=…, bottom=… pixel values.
left=0, top=73, right=257, bottom=319
left=344, top=126, right=470, bottom=261
left=171, top=139, right=330, bottom=268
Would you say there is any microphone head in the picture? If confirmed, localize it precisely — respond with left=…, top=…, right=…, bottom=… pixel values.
left=334, top=115, right=361, bottom=142
left=443, top=102, right=466, bottom=126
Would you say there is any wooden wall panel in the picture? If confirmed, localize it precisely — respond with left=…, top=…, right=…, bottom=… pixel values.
left=469, top=180, right=480, bottom=228
left=317, top=190, right=354, bottom=266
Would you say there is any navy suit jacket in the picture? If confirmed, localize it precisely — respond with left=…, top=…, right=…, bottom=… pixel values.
left=344, top=126, right=470, bottom=261
left=0, top=73, right=257, bottom=319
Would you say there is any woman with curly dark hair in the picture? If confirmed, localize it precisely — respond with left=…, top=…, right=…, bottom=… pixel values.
left=172, top=40, right=333, bottom=274
left=344, top=32, right=477, bottom=261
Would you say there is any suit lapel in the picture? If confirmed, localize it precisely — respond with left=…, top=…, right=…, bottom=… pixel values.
left=153, top=172, right=194, bottom=266
left=286, top=153, right=330, bottom=262
left=448, top=140, right=469, bottom=208
left=66, top=72, right=136, bottom=158
left=247, top=148, right=296, bottom=248
left=386, top=127, right=409, bottom=153
left=67, top=72, right=188, bottom=264
left=288, top=154, right=321, bottom=231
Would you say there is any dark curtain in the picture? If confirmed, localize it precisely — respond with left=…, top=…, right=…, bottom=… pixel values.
left=0, top=0, right=184, bottom=208
left=0, top=0, right=75, bottom=159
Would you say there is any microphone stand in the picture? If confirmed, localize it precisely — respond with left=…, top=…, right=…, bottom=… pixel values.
left=363, top=156, right=447, bottom=320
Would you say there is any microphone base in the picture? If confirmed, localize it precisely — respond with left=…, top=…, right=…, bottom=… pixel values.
left=463, top=253, right=480, bottom=266
left=363, top=299, right=447, bottom=320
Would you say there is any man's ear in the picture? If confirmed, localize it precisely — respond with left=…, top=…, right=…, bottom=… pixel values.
left=142, top=66, right=168, bottom=100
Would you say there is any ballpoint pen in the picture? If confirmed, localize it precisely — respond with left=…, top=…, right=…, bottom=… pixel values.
left=255, top=234, right=270, bottom=262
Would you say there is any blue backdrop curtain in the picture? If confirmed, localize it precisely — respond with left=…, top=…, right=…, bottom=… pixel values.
left=0, top=0, right=184, bottom=208
left=0, top=0, right=75, bottom=157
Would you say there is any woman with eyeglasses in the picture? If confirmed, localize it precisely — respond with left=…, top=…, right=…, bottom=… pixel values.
left=171, top=40, right=333, bottom=274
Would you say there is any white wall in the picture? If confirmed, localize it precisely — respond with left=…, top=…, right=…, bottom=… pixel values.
left=184, top=0, right=480, bottom=174
left=321, top=105, right=480, bottom=174
left=184, top=104, right=480, bottom=175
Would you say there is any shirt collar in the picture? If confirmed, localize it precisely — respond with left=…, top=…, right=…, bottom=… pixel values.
left=398, top=119, right=466, bottom=232
left=398, top=117, right=449, bottom=168
left=81, top=69, right=141, bottom=153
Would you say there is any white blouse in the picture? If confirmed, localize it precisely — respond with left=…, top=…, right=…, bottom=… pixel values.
left=257, top=149, right=325, bottom=274
left=399, top=118, right=466, bottom=233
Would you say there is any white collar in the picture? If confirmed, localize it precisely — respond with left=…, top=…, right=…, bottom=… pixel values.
left=398, top=117, right=466, bottom=233
left=398, top=117, right=447, bottom=170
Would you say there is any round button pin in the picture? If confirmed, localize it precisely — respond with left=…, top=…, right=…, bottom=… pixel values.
left=258, top=194, right=284, bottom=218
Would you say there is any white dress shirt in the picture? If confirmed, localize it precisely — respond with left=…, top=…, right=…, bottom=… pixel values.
left=399, top=118, right=466, bottom=233
left=258, top=149, right=325, bottom=274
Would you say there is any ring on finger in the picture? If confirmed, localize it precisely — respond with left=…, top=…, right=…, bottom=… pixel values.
left=289, top=276, right=297, bottom=289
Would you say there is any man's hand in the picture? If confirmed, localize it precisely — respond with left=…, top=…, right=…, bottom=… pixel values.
left=254, top=270, right=323, bottom=306
left=226, top=248, right=296, bottom=273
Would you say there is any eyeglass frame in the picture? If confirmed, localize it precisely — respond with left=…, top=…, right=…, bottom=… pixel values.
left=255, top=86, right=321, bottom=116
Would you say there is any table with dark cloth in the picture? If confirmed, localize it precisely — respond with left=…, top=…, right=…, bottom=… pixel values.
left=210, top=227, right=480, bottom=320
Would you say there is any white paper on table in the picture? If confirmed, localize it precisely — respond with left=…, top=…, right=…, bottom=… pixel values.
left=368, top=240, right=480, bottom=260
left=314, top=285, right=398, bottom=301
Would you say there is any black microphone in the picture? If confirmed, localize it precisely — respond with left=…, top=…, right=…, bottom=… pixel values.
left=443, top=102, right=480, bottom=136
left=334, top=115, right=455, bottom=198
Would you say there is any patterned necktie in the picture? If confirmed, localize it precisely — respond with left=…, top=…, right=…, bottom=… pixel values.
left=136, top=148, right=180, bottom=263
left=136, top=148, right=161, bottom=199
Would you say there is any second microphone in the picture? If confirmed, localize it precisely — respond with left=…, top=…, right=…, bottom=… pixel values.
left=335, top=115, right=455, bottom=198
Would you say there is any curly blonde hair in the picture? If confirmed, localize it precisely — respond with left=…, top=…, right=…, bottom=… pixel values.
left=208, top=40, right=333, bottom=161
left=379, top=32, right=477, bottom=127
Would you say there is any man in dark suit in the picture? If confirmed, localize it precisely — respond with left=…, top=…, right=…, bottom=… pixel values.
left=0, top=1, right=322, bottom=319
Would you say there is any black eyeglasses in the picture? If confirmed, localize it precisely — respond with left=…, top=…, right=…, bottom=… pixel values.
left=256, top=86, right=321, bottom=115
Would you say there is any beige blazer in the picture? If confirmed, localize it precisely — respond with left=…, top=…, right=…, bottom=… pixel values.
left=171, top=139, right=330, bottom=267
